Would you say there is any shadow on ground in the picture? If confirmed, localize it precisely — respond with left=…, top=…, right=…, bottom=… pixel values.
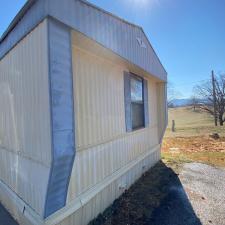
left=0, top=203, right=18, bottom=225
left=90, top=161, right=202, bottom=225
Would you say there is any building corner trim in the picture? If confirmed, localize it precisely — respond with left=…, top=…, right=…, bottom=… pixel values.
left=44, top=18, right=76, bottom=218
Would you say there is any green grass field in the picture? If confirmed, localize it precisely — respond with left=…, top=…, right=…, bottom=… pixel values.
left=162, top=106, right=225, bottom=168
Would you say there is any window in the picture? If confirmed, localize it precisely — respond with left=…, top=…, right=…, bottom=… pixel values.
left=124, top=72, right=149, bottom=132
left=130, top=75, right=144, bottom=129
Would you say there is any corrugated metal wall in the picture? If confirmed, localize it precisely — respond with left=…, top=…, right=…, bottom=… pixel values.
left=0, top=20, right=51, bottom=215
left=157, top=82, right=167, bottom=141
left=67, top=47, right=159, bottom=202
left=48, top=0, right=167, bottom=81
left=57, top=147, right=160, bottom=225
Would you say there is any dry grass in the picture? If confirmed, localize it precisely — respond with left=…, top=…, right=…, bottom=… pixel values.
left=163, top=106, right=225, bottom=168
left=165, top=107, right=225, bottom=137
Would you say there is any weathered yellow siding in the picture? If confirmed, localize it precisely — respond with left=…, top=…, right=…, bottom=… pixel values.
left=73, top=47, right=125, bottom=149
left=54, top=146, right=160, bottom=225
left=157, top=82, right=167, bottom=141
left=0, top=20, right=51, bottom=216
left=67, top=47, right=160, bottom=204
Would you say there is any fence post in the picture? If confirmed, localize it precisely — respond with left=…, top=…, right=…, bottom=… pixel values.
left=172, top=120, right=175, bottom=132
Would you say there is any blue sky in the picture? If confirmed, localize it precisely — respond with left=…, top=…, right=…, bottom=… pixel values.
left=1, top=0, right=225, bottom=98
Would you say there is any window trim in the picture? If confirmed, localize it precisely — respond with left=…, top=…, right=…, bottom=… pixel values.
left=130, top=73, right=145, bottom=130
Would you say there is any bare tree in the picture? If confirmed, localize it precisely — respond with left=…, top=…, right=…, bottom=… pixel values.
left=167, top=81, right=182, bottom=108
left=190, top=95, right=199, bottom=111
left=194, top=73, right=225, bottom=126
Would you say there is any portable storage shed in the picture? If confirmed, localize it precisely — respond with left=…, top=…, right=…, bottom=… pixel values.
left=0, top=0, right=167, bottom=224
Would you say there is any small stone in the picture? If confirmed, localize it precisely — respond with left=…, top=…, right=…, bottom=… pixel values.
left=209, top=133, right=220, bottom=140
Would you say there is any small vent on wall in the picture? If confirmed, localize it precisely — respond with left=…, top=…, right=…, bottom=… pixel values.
left=119, top=183, right=127, bottom=191
left=136, top=37, right=147, bottom=49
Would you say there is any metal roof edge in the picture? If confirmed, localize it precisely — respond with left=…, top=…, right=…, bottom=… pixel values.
left=140, top=27, right=167, bottom=75
left=79, top=0, right=144, bottom=30
left=79, top=0, right=167, bottom=76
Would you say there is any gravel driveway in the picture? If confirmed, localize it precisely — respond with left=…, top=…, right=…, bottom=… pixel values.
left=180, top=163, right=225, bottom=225
left=151, top=162, right=225, bottom=225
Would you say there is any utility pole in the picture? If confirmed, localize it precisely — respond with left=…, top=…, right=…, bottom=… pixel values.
left=212, top=70, right=217, bottom=126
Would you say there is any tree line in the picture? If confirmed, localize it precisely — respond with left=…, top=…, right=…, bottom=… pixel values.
left=168, top=72, right=225, bottom=126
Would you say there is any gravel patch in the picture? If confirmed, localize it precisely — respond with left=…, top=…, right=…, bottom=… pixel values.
left=180, top=163, right=225, bottom=225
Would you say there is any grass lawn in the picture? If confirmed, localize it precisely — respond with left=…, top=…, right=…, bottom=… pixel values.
left=162, top=106, right=225, bottom=168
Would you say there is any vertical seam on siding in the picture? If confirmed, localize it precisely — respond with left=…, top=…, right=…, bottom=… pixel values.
left=44, top=17, right=55, bottom=219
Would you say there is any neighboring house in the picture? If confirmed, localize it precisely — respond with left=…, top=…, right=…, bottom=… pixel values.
left=0, top=0, right=167, bottom=224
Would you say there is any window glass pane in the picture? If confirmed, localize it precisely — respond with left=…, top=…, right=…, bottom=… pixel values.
left=131, top=102, right=144, bottom=129
left=131, top=77, right=143, bottom=102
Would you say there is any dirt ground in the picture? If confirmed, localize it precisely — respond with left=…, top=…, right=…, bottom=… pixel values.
left=89, top=161, right=183, bottom=225
left=162, top=136, right=225, bottom=168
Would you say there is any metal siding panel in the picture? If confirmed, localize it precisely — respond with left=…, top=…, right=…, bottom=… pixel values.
left=1, top=0, right=166, bottom=81
left=1, top=0, right=167, bottom=81
left=0, top=0, right=47, bottom=60
left=157, top=82, right=167, bottom=142
left=72, top=47, right=125, bottom=148
left=44, top=19, right=75, bottom=218
left=144, top=79, right=149, bottom=127
left=124, top=72, right=132, bottom=132
left=0, top=20, right=51, bottom=216
left=47, top=0, right=166, bottom=81
left=68, top=47, right=159, bottom=202
left=59, top=147, right=160, bottom=225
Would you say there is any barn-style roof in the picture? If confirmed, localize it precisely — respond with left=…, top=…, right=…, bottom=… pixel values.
left=0, top=0, right=167, bottom=81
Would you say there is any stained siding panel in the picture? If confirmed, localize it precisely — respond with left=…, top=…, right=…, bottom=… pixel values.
left=0, top=20, right=51, bottom=215
left=0, top=20, right=51, bottom=165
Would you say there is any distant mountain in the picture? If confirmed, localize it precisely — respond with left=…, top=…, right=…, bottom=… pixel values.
left=169, top=98, right=207, bottom=107
left=170, top=99, right=192, bottom=107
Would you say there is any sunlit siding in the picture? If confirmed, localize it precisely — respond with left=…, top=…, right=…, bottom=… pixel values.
left=67, top=47, right=159, bottom=201
left=0, top=20, right=51, bottom=215
left=73, top=47, right=125, bottom=148
left=157, top=82, right=167, bottom=141
left=48, top=0, right=167, bottom=81
left=59, top=147, right=160, bottom=225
